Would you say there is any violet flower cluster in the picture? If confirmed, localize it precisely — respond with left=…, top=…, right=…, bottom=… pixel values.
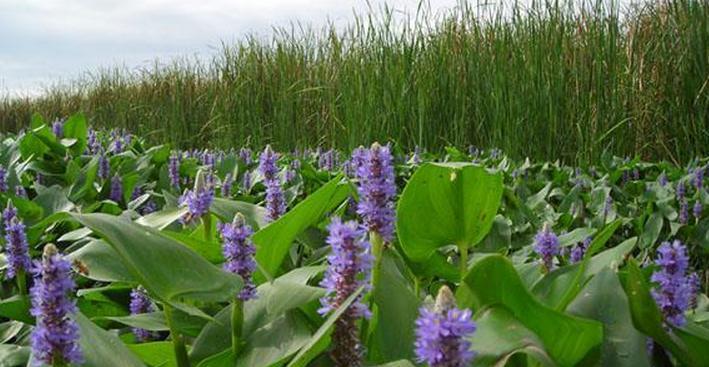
left=354, top=143, right=396, bottom=241
left=169, top=152, right=181, bottom=190
left=219, top=214, right=257, bottom=301
left=259, top=146, right=285, bottom=222
left=650, top=240, right=699, bottom=327
left=414, top=286, right=476, bottom=367
left=658, top=172, right=668, bottom=187
left=3, top=204, right=31, bottom=280
left=570, top=236, right=592, bottom=263
left=318, top=149, right=338, bottom=172
left=87, top=128, right=101, bottom=154
left=319, top=218, right=373, bottom=367
left=51, top=119, right=64, bottom=138
left=533, top=223, right=560, bottom=271
left=110, top=174, right=123, bottom=203
left=221, top=173, right=234, bottom=197
left=239, top=148, right=253, bottom=165
left=0, top=165, right=8, bottom=192
left=129, top=287, right=159, bottom=342
left=693, top=167, right=704, bottom=191
left=98, top=153, right=110, bottom=180
left=179, top=184, right=214, bottom=224
left=30, top=244, right=83, bottom=366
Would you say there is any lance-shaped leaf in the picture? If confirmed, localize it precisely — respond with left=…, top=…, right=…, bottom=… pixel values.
left=397, top=163, right=503, bottom=261
left=71, top=213, right=242, bottom=318
left=462, top=255, right=602, bottom=367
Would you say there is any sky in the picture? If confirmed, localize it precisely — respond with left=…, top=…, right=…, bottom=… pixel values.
left=0, top=0, right=640, bottom=97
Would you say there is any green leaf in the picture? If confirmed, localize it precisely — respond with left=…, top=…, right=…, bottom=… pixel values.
left=0, top=296, right=33, bottom=324
left=190, top=270, right=325, bottom=363
left=533, top=237, right=637, bottom=309
left=76, top=312, right=146, bottom=367
left=620, top=259, right=709, bottom=367
left=68, top=239, right=135, bottom=282
left=567, top=268, right=651, bottom=367
left=135, top=207, right=189, bottom=230
left=462, top=255, right=602, bottom=367
left=640, top=212, right=663, bottom=249
left=127, top=342, right=176, bottom=367
left=103, top=311, right=206, bottom=338
left=0, top=344, right=30, bottom=367
left=253, top=175, right=350, bottom=279
left=210, top=198, right=267, bottom=229
left=471, top=306, right=555, bottom=367
left=397, top=163, right=503, bottom=261
left=287, top=287, right=364, bottom=367
left=63, top=113, right=88, bottom=156
left=368, top=250, right=420, bottom=363
left=71, top=213, right=242, bottom=318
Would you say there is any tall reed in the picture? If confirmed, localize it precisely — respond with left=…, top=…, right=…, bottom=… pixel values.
left=1, top=0, right=706, bottom=164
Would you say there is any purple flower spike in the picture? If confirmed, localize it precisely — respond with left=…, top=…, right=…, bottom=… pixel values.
left=87, top=128, right=101, bottom=154
left=219, top=213, right=257, bottom=301
left=51, top=119, right=64, bottom=139
left=221, top=173, right=234, bottom=197
left=693, top=168, right=704, bottom=191
left=0, top=165, right=8, bottom=192
left=30, top=244, right=83, bottom=366
left=15, top=185, right=27, bottom=198
left=693, top=201, right=702, bottom=219
left=533, top=223, right=560, bottom=271
left=650, top=240, right=698, bottom=327
left=110, top=175, right=123, bottom=204
left=259, top=146, right=285, bottom=222
left=242, top=170, right=252, bottom=192
left=679, top=199, right=689, bottom=225
left=570, top=236, right=592, bottom=263
left=169, top=152, right=181, bottom=190
left=239, top=148, right=253, bottom=165
left=658, top=172, right=669, bottom=187
left=178, top=172, right=214, bottom=224
left=354, top=143, right=396, bottom=241
left=677, top=182, right=686, bottom=200
left=98, top=153, right=110, bottom=180
left=129, top=286, right=159, bottom=342
left=3, top=204, right=31, bottom=280
left=319, top=217, right=372, bottom=367
left=414, top=286, right=476, bottom=367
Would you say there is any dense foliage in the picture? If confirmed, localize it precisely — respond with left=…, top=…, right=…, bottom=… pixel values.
left=1, top=0, right=707, bottom=163
left=0, top=113, right=708, bottom=366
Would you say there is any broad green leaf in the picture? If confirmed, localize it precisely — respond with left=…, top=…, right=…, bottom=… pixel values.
left=567, top=268, right=650, bottom=367
left=374, top=361, right=416, bottom=367
left=127, top=342, right=176, bottom=367
left=191, top=270, right=325, bottom=363
left=640, top=212, right=663, bottom=249
left=287, top=287, right=364, bottom=367
left=136, top=207, right=189, bottom=230
left=0, top=344, right=29, bottom=367
left=462, top=255, right=602, bottom=367
left=0, top=296, right=32, bottom=324
left=253, top=175, right=350, bottom=279
left=71, top=213, right=242, bottom=317
left=68, top=239, right=134, bottom=282
left=211, top=198, right=267, bottom=229
left=63, top=113, right=88, bottom=156
left=368, top=250, right=420, bottom=363
left=533, top=237, right=637, bottom=309
left=471, top=306, right=555, bottom=367
left=76, top=312, right=146, bottom=367
left=103, top=311, right=206, bottom=338
left=397, top=163, right=503, bottom=261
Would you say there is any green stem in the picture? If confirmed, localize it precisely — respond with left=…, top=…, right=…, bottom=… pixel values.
left=52, top=356, right=67, bottom=367
left=361, top=231, right=385, bottom=344
left=202, top=213, right=212, bottom=242
left=164, top=304, right=190, bottom=367
left=370, top=232, right=384, bottom=291
left=16, top=269, right=27, bottom=296
left=231, top=299, right=244, bottom=358
left=458, top=243, right=469, bottom=280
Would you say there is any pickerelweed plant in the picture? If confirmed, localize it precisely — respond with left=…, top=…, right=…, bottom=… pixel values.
left=0, top=115, right=706, bottom=367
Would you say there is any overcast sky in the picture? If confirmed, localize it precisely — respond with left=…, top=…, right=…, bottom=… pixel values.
left=1, top=0, right=640, bottom=97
